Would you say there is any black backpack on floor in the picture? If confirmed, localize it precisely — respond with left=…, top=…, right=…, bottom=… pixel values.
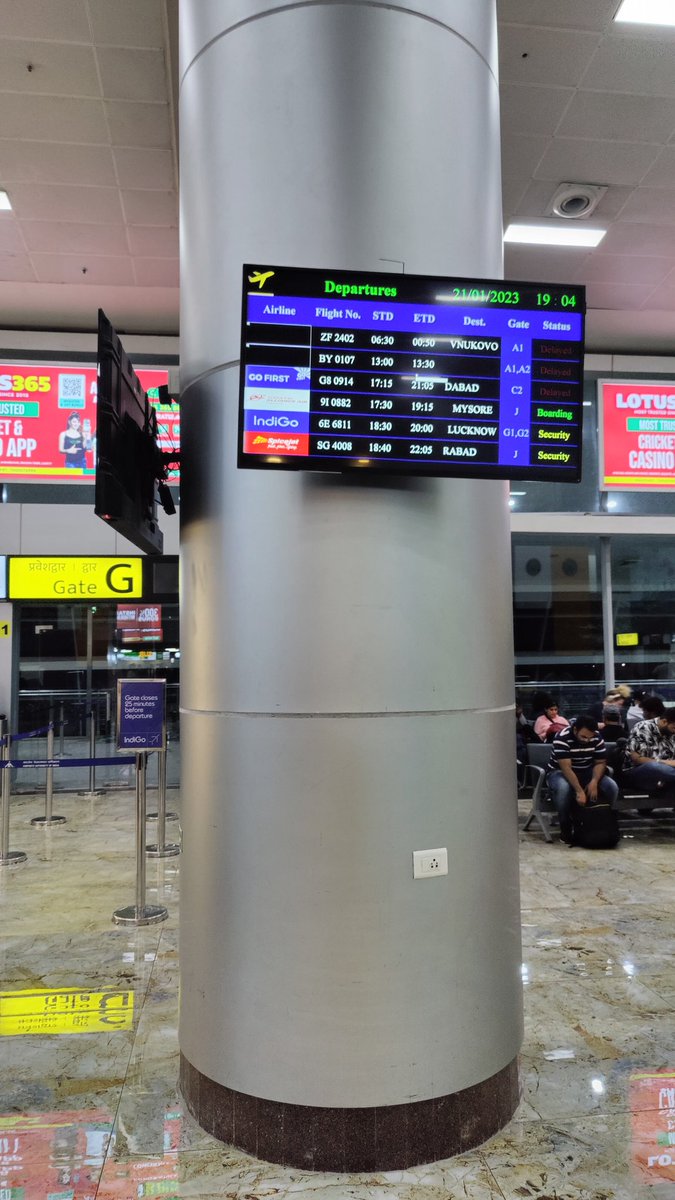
left=573, top=802, right=620, bottom=850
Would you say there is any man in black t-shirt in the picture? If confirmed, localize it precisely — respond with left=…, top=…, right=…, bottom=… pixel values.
left=547, top=714, right=619, bottom=844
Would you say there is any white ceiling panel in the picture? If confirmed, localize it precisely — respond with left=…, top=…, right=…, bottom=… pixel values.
left=641, top=282, right=675, bottom=310
left=113, top=147, right=175, bottom=190
left=533, top=138, right=659, bottom=187
left=0, top=252, right=35, bottom=281
left=598, top=222, right=675, bottom=256
left=0, top=218, right=27, bottom=253
left=500, top=133, right=548, bottom=180
left=504, top=246, right=592, bottom=281
left=641, top=149, right=675, bottom=188
left=10, top=183, right=124, bottom=224
left=31, top=252, right=134, bottom=285
left=617, top=188, right=675, bottom=225
left=104, top=100, right=172, bottom=148
left=0, top=39, right=99, bottom=95
left=88, top=0, right=165, bottom=48
left=97, top=48, right=168, bottom=103
left=0, top=94, right=107, bottom=142
left=585, top=281, right=657, bottom=309
left=500, top=84, right=574, bottom=137
left=0, top=140, right=116, bottom=186
left=583, top=36, right=675, bottom=97
left=579, top=254, right=675, bottom=286
left=20, top=220, right=129, bottom=255
left=557, top=91, right=675, bottom=143
left=499, top=25, right=601, bottom=87
left=121, top=189, right=177, bottom=226
left=133, top=257, right=179, bottom=287
left=0, top=0, right=90, bottom=42
left=496, top=0, right=618, bottom=33
left=127, top=225, right=179, bottom=258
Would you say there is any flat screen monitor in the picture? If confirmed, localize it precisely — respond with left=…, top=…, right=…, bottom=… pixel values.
left=95, top=310, right=163, bottom=555
left=238, top=264, right=585, bottom=482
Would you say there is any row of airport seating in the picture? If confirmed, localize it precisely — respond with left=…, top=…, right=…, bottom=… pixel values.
left=520, top=740, right=674, bottom=842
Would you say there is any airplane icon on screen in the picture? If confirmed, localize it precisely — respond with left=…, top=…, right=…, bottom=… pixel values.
left=248, top=269, right=275, bottom=289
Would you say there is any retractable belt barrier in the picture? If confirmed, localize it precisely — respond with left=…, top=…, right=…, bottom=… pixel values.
left=0, top=717, right=176, bottom=929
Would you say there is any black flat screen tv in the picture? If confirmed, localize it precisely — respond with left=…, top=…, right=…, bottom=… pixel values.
left=94, top=309, right=164, bottom=555
left=238, top=264, right=586, bottom=482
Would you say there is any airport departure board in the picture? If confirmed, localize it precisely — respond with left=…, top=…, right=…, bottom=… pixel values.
left=238, top=264, right=585, bottom=481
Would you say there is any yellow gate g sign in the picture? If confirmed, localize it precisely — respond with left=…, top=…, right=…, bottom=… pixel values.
left=9, top=556, right=143, bottom=600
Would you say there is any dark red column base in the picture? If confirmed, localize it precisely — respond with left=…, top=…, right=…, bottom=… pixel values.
left=179, top=1053, right=519, bottom=1171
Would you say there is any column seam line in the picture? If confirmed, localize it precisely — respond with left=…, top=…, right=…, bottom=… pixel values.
left=179, top=2, right=499, bottom=96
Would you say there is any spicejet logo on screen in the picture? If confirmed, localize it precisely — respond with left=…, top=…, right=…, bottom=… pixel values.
left=243, top=431, right=308, bottom=455
left=9, top=557, right=143, bottom=600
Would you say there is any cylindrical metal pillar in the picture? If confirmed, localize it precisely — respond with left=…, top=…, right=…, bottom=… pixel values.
left=179, top=0, right=521, bottom=1170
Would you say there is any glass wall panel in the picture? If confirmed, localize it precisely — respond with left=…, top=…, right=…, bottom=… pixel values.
left=513, top=534, right=603, bottom=718
left=16, top=600, right=180, bottom=791
left=611, top=536, right=675, bottom=703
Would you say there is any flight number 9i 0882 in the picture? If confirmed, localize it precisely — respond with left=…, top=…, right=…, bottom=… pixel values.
left=319, top=396, right=352, bottom=408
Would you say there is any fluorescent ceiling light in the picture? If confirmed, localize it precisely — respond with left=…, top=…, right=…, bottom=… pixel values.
left=504, top=222, right=606, bottom=248
left=615, top=0, right=675, bottom=25
left=0, top=190, right=11, bottom=211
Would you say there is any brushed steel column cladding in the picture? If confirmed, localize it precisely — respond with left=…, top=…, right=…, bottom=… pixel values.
left=179, top=0, right=523, bottom=1110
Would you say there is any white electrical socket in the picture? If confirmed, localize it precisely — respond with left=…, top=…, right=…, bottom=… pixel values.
left=412, top=847, right=448, bottom=879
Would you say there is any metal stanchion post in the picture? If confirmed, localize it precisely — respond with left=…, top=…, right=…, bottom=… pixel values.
left=59, top=702, right=65, bottom=756
left=0, top=716, right=26, bottom=868
left=147, top=744, right=178, bottom=822
left=113, top=754, right=168, bottom=926
left=79, top=707, right=104, bottom=797
left=31, top=719, right=66, bottom=826
left=147, top=750, right=179, bottom=858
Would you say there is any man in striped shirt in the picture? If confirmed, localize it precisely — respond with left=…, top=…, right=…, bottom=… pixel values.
left=546, top=714, right=619, bottom=845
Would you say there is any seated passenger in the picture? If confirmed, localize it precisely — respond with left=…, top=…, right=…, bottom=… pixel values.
left=623, top=707, right=675, bottom=797
left=590, top=685, right=631, bottom=727
left=546, top=714, right=619, bottom=845
left=627, top=693, right=665, bottom=730
left=600, top=705, right=626, bottom=742
left=534, top=699, right=570, bottom=743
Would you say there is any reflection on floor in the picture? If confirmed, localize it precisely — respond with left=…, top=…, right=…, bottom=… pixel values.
left=1, top=790, right=675, bottom=1199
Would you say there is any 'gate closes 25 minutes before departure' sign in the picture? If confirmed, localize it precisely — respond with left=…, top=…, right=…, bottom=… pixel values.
left=238, top=264, right=586, bottom=482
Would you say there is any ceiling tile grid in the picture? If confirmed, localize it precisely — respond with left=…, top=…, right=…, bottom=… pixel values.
left=499, top=0, right=675, bottom=318
left=0, top=0, right=177, bottom=317
left=0, top=1, right=672, bottom=340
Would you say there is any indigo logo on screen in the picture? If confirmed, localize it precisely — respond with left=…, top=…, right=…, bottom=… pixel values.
left=244, top=409, right=309, bottom=434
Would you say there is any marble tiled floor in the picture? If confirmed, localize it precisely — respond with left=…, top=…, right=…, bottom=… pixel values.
left=1, top=789, right=675, bottom=1199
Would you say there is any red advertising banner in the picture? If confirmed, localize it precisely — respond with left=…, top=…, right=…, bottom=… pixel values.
left=600, top=379, right=675, bottom=490
left=630, top=1072, right=675, bottom=1186
left=116, top=604, right=163, bottom=643
left=0, top=363, right=177, bottom=482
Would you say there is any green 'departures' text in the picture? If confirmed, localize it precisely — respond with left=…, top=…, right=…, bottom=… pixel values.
left=325, top=279, right=398, bottom=298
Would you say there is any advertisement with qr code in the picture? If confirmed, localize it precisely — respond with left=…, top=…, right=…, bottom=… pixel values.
left=0, top=364, right=177, bottom=482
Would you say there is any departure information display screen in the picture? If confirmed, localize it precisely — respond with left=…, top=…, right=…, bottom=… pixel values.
left=238, top=264, right=585, bottom=481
